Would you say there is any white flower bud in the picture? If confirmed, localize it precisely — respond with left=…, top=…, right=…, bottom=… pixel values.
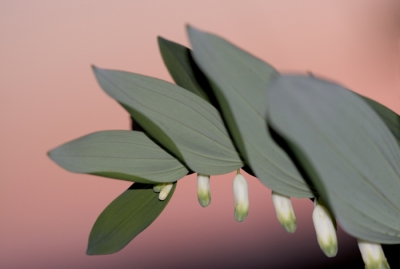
left=312, top=198, right=338, bottom=257
left=197, top=174, right=211, bottom=207
left=153, top=183, right=166, bottom=193
left=159, top=182, right=173, bottom=201
left=271, top=191, right=297, bottom=233
left=358, top=239, right=390, bottom=269
left=233, top=170, right=249, bottom=222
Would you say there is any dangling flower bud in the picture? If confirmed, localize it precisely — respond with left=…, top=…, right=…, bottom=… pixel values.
left=197, top=174, right=211, bottom=207
left=153, top=183, right=166, bottom=193
left=358, top=239, right=390, bottom=269
left=159, top=182, right=173, bottom=201
left=271, top=191, right=297, bottom=233
left=312, top=198, right=338, bottom=257
left=233, top=169, right=249, bottom=222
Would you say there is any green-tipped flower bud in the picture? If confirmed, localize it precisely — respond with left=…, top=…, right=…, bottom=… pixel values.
left=358, top=239, right=390, bottom=269
left=271, top=191, right=297, bottom=233
left=153, top=183, right=166, bottom=193
left=233, top=170, right=249, bottom=222
left=197, top=174, right=211, bottom=207
left=159, top=182, right=173, bottom=201
left=312, top=199, right=338, bottom=257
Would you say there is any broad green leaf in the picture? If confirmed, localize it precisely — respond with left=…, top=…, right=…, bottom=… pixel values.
left=92, top=66, right=243, bottom=175
left=158, top=36, right=215, bottom=104
left=267, top=75, right=400, bottom=243
left=359, top=95, right=400, bottom=146
left=87, top=182, right=177, bottom=255
left=308, top=75, right=400, bottom=148
left=188, top=26, right=313, bottom=198
left=48, top=130, right=188, bottom=183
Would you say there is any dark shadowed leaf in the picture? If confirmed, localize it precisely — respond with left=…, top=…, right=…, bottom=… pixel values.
left=158, top=36, right=215, bottom=104
left=267, top=75, right=400, bottom=243
left=87, top=182, right=177, bottom=255
left=188, top=26, right=313, bottom=198
left=48, top=130, right=188, bottom=183
left=92, top=66, right=243, bottom=175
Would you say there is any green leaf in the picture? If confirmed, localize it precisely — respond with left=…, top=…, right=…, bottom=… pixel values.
left=158, top=36, right=215, bottom=104
left=87, top=182, right=177, bottom=255
left=359, top=95, right=400, bottom=146
left=48, top=130, right=188, bottom=183
left=187, top=26, right=313, bottom=198
left=267, top=75, right=400, bottom=243
left=92, top=66, right=243, bottom=175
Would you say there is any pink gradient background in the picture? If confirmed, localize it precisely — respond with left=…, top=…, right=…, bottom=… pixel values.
left=1, top=1, right=400, bottom=268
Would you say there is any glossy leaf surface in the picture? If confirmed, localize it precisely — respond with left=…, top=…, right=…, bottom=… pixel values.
left=93, top=66, right=243, bottom=175
left=48, top=130, right=188, bottom=183
left=267, top=75, right=400, bottom=243
left=188, top=26, right=313, bottom=197
left=87, top=182, right=177, bottom=255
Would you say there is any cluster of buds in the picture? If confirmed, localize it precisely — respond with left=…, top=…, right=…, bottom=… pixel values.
left=153, top=172, right=390, bottom=268
left=311, top=198, right=390, bottom=268
left=196, top=169, right=250, bottom=222
left=154, top=170, right=250, bottom=221
left=153, top=182, right=173, bottom=201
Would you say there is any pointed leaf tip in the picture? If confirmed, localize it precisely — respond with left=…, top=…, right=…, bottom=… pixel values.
left=47, top=131, right=188, bottom=183
left=92, top=67, right=243, bottom=175
left=188, top=26, right=312, bottom=198
left=87, top=182, right=177, bottom=255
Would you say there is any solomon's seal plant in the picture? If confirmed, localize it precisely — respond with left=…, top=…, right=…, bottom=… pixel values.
left=48, top=26, right=400, bottom=268
left=233, top=169, right=249, bottom=222
left=197, top=174, right=211, bottom=207
left=312, top=198, right=338, bottom=257
left=271, top=191, right=297, bottom=233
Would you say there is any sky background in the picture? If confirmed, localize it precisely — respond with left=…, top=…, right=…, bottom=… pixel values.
left=1, top=1, right=400, bottom=268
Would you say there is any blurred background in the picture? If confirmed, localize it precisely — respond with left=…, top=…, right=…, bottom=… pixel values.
left=1, top=1, right=400, bottom=268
